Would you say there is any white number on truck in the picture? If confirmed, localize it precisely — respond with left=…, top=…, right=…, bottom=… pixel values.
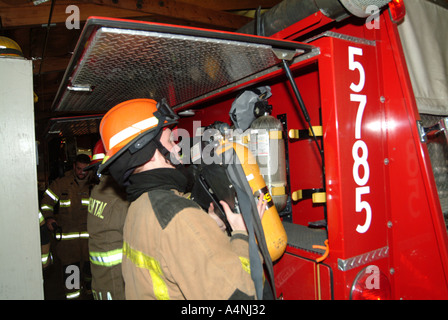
left=349, top=46, right=371, bottom=234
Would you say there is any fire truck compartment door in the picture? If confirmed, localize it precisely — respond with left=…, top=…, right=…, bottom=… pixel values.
left=52, top=17, right=314, bottom=113
left=274, top=252, right=333, bottom=300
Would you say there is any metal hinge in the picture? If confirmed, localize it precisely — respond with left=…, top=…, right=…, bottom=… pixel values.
left=419, top=117, right=448, bottom=143
left=67, top=85, right=94, bottom=92
left=417, top=120, right=427, bottom=143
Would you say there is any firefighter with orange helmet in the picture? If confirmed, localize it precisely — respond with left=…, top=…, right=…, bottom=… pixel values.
left=86, top=140, right=129, bottom=300
left=97, top=98, right=266, bottom=299
left=40, top=154, right=92, bottom=300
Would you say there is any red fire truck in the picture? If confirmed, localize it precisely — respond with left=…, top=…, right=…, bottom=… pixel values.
left=51, top=0, right=448, bottom=299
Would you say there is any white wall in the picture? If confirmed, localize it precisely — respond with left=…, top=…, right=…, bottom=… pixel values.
left=0, top=57, right=44, bottom=299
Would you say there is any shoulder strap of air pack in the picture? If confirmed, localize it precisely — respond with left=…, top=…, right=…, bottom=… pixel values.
left=224, top=149, right=276, bottom=300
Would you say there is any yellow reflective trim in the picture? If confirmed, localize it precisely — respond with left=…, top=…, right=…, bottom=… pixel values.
left=80, top=232, right=89, bottom=239
left=90, top=248, right=123, bottom=267
left=40, top=204, right=53, bottom=211
left=239, top=256, right=251, bottom=275
left=38, top=211, right=45, bottom=224
left=45, top=188, right=59, bottom=202
left=92, top=153, right=105, bottom=161
left=59, top=231, right=89, bottom=240
left=66, top=290, right=81, bottom=300
left=60, top=200, right=71, bottom=207
left=123, top=241, right=169, bottom=300
left=41, top=252, right=50, bottom=264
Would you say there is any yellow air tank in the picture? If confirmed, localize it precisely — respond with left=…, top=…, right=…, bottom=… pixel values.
left=217, top=140, right=287, bottom=261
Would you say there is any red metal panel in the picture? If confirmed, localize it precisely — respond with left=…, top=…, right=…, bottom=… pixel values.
left=315, top=35, right=389, bottom=299
left=374, top=14, right=448, bottom=300
left=274, top=252, right=332, bottom=300
left=273, top=62, right=325, bottom=225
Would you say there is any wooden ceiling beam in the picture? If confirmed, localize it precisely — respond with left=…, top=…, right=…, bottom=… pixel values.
left=1, top=0, right=255, bottom=30
left=79, top=0, right=252, bottom=30
left=178, top=0, right=281, bottom=11
left=33, top=56, right=71, bottom=74
left=0, top=2, right=153, bottom=28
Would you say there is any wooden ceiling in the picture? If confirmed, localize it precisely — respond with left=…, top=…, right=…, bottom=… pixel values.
left=0, top=0, right=281, bottom=138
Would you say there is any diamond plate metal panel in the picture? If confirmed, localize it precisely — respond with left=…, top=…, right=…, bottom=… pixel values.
left=53, top=18, right=313, bottom=113
left=46, top=115, right=103, bottom=138
left=421, top=114, right=448, bottom=216
left=337, top=246, right=389, bottom=271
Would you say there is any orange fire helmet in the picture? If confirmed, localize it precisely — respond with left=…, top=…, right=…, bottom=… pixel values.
left=98, top=98, right=178, bottom=173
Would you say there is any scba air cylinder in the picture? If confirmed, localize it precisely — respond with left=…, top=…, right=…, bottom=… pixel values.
left=249, top=114, right=288, bottom=213
left=217, top=141, right=287, bottom=262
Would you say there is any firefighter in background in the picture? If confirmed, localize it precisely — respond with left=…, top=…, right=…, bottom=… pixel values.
left=86, top=140, right=129, bottom=300
left=39, top=210, right=52, bottom=269
left=41, top=154, right=92, bottom=300
left=97, top=98, right=266, bottom=300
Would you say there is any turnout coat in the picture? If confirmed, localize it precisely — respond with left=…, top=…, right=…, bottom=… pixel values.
left=122, top=186, right=257, bottom=300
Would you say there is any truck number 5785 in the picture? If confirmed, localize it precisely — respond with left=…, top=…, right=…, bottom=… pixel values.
left=349, top=46, right=372, bottom=234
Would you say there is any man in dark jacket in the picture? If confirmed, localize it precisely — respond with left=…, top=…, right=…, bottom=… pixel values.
left=41, top=153, right=92, bottom=300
